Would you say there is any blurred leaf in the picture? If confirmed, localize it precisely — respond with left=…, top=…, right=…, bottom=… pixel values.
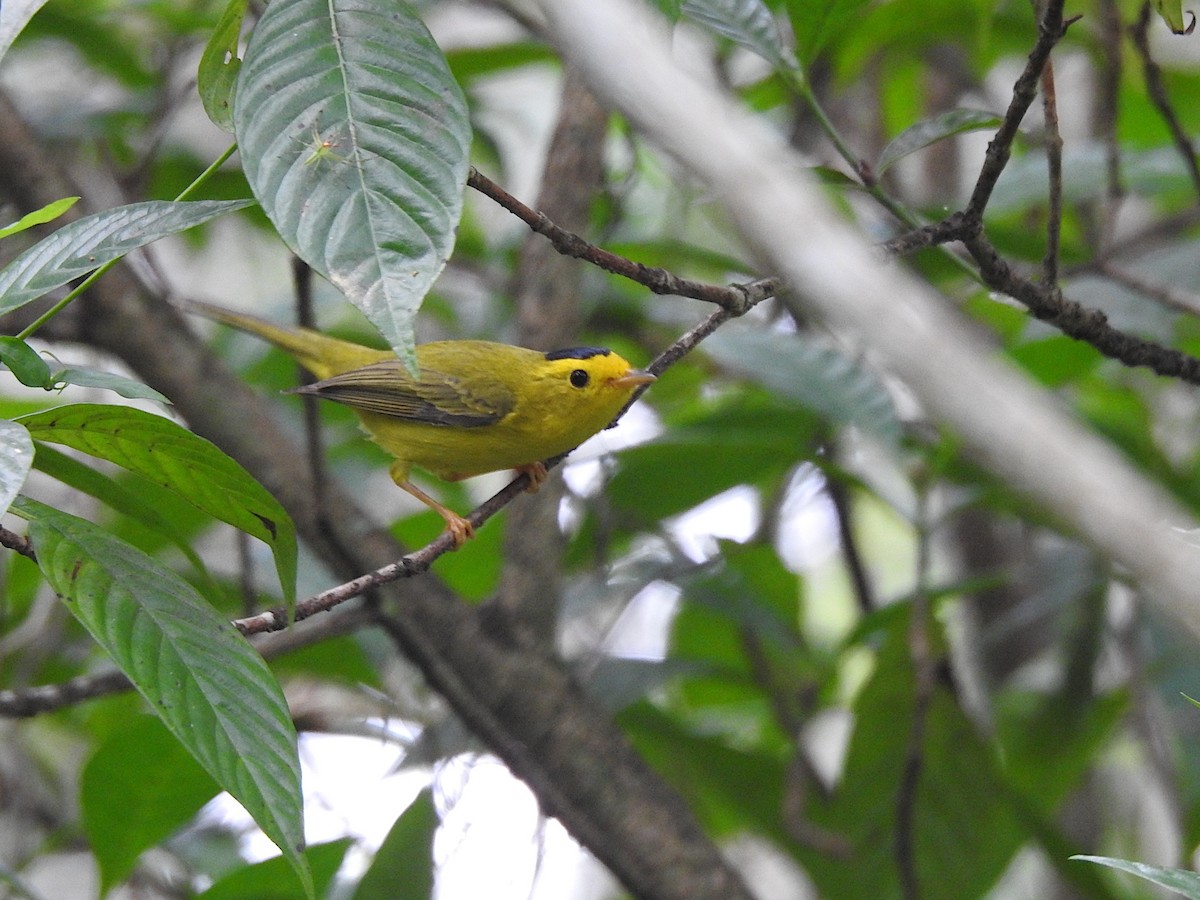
left=703, top=325, right=901, bottom=447
left=446, top=42, right=557, bottom=83
left=0, top=420, right=33, bottom=518
left=1072, top=855, right=1200, bottom=898
left=877, top=108, right=1001, bottom=174
left=0, top=337, right=53, bottom=388
left=234, top=0, right=470, bottom=372
left=13, top=497, right=310, bottom=896
left=197, top=0, right=247, bottom=133
left=352, top=791, right=437, bottom=900
left=19, top=404, right=296, bottom=609
left=0, top=199, right=254, bottom=316
left=83, top=715, right=219, bottom=895
left=0, top=196, right=79, bottom=240
left=801, top=616, right=1025, bottom=898
left=680, top=0, right=798, bottom=71
left=197, top=840, right=351, bottom=900
left=786, top=0, right=871, bottom=65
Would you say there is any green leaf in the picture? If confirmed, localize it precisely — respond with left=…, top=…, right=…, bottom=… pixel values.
left=680, top=0, right=799, bottom=71
left=197, top=841, right=351, bottom=900
left=198, top=0, right=247, bottom=132
left=877, top=107, right=1002, bottom=175
left=49, top=366, right=171, bottom=404
left=234, top=0, right=471, bottom=372
left=18, top=404, right=296, bottom=609
left=13, top=497, right=310, bottom=896
left=0, top=420, right=34, bottom=518
left=0, top=196, right=79, bottom=240
left=352, top=791, right=437, bottom=900
left=702, top=325, right=901, bottom=446
left=0, top=199, right=255, bottom=316
left=0, top=337, right=53, bottom=388
left=83, top=715, right=219, bottom=895
left=1072, top=855, right=1200, bottom=898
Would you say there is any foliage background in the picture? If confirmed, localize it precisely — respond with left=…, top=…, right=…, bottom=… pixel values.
left=3, top=0, right=1200, bottom=898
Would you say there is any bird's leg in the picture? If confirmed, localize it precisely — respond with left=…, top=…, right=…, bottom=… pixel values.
left=514, top=461, right=548, bottom=494
left=390, top=463, right=473, bottom=547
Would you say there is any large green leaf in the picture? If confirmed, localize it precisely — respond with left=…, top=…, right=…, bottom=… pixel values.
left=82, top=715, right=219, bottom=895
left=19, top=404, right=296, bottom=608
left=0, top=200, right=254, bottom=315
left=234, top=0, right=471, bottom=371
left=0, top=419, right=33, bottom=518
left=13, top=497, right=310, bottom=896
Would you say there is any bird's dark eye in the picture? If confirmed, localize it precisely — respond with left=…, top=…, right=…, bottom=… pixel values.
left=570, top=369, right=589, bottom=388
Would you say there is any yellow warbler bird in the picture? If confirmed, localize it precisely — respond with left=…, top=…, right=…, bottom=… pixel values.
left=185, top=301, right=655, bottom=546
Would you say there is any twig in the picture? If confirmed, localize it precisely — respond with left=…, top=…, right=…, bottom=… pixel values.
left=966, top=0, right=1075, bottom=219
left=467, top=167, right=758, bottom=312
left=1096, top=261, right=1200, bottom=317
left=1129, top=2, right=1200, bottom=200
left=0, top=525, right=36, bottom=561
left=1040, top=48, right=1064, bottom=286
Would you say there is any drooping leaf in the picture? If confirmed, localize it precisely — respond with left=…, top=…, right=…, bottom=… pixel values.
left=197, top=0, right=247, bottom=132
left=0, top=420, right=33, bottom=518
left=49, top=366, right=171, bottom=404
left=680, top=0, right=799, bottom=71
left=352, top=791, right=437, bottom=900
left=18, top=404, right=296, bottom=608
left=13, top=497, right=311, bottom=897
left=0, top=199, right=255, bottom=316
left=234, top=0, right=471, bottom=372
left=1072, top=855, right=1200, bottom=898
left=702, top=325, right=901, bottom=446
left=0, top=196, right=79, bottom=240
left=877, top=108, right=1003, bottom=175
left=0, top=0, right=51, bottom=65
left=0, top=337, right=53, bottom=388
left=83, top=715, right=219, bottom=895
left=884, top=107, right=1002, bottom=172
left=1153, top=0, right=1196, bottom=35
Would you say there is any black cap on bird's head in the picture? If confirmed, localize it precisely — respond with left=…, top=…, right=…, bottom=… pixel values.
left=543, top=347, right=611, bottom=362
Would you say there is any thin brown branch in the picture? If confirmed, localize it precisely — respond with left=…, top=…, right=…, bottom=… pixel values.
left=1130, top=2, right=1200, bottom=200
left=966, top=0, right=1075, bottom=219
left=467, top=167, right=757, bottom=312
left=1040, top=48, right=1064, bottom=286
left=1097, top=261, right=1200, bottom=317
